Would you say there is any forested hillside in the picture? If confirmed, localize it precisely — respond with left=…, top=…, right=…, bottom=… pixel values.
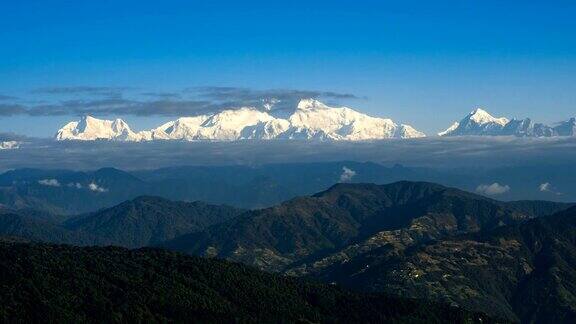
left=0, top=241, right=492, bottom=323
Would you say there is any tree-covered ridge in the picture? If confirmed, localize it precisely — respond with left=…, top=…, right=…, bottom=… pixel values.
left=0, top=241, right=493, bottom=323
left=305, top=206, right=576, bottom=323
left=0, top=196, right=244, bottom=247
left=161, top=182, right=569, bottom=272
left=64, top=196, right=244, bottom=247
left=0, top=181, right=573, bottom=322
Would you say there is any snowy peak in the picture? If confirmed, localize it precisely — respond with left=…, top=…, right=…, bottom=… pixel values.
left=440, top=108, right=509, bottom=136
left=440, top=109, right=576, bottom=137
left=296, top=98, right=329, bottom=110
left=55, top=100, right=426, bottom=142
left=287, top=100, right=424, bottom=140
left=55, top=115, right=143, bottom=141
left=467, top=108, right=509, bottom=126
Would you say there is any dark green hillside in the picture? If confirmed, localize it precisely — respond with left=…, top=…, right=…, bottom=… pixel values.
left=0, top=212, right=98, bottom=245
left=308, top=206, right=576, bottom=323
left=0, top=241, right=493, bottom=323
left=0, top=196, right=243, bottom=248
left=64, top=196, right=243, bottom=248
left=162, top=181, right=567, bottom=272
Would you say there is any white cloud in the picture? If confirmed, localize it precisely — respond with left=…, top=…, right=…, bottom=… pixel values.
left=67, top=182, right=83, bottom=189
left=476, top=183, right=510, bottom=196
left=88, top=182, right=107, bottom=193
left=3, top=136, right=576, bottom=171
left=38, top=179, right=60, bottom=187
left=539, top=182, right=551, bottom=192
left=339, top=166, right=357, bottom=182
left=0, top=141, right=20, bottom=150
left=539, top=182, right=562, bottom=195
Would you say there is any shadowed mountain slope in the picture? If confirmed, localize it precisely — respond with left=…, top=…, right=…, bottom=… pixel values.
left=161, top=181, right=570, bottom=272
left=0, top=241, right=492, bottom=323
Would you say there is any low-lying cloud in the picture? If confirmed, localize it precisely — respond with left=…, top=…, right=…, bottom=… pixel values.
left=539, top=182, right=562, bottom=195
left=38, top=179, right=61, bottom=187
left=68, top=182, right=83, bottom=189
left=476, top=183, right=510, bottom=196
left=339, top=166, right=357, bottom=182
left=1, top=137, right=576, bottom=174
left=539, top=182, right=551, bottom=192
left=88, top=182, right=108, bottom=193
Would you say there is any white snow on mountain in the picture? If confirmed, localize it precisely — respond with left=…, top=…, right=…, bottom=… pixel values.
left=55, top=116, right=144, bottom=141
left=439, top=108, right=509, bottom=136
left=55, top=99, right=426, bottom=142
left=437, top=122, right=460, bottom=137
left=439, top=108, right=576, bottom=138
left=280, top=99, right=424, bottom=140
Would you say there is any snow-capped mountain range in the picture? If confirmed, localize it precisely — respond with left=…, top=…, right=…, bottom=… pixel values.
left=54, top=102, right=576, bottom=142
left=439, top=108, right=576, bottom=137
left=55, top=99, right=426, bottom=141
left=56, top=116, right=141, bottom=141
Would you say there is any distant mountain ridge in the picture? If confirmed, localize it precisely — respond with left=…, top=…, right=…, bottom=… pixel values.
left=1, top=181, right=574, bottom=322
left=64, top=196, right=243, bottom=248
left=440, top=108, right=576, bottom=137
left=3, top=162, right=576, bottom=216
left=0, top=196, right=243, bottom=247
left=160, top=181, right=571, bottom=272
left=55, top=99, right=426, bottom=141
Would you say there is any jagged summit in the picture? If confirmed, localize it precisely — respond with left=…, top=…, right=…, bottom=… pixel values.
left=439, top=108, right=576, bottom=137
left=439, top=108, right=509, bottom=136
left=55, top=115, right=143, bottom=141
left=55, top=100, right=426, bottom=142
left=296, top=98, right=329, bottom=110
left=467, top=108, right=509, bottom=125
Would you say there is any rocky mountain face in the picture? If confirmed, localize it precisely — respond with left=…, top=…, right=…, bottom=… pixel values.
left=55, top=99, right=426, bottom=141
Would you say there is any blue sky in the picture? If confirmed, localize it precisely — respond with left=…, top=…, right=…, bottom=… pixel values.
left=1, top=0, right=575, bottom=137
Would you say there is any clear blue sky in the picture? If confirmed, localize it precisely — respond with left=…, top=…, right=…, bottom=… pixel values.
left=1, top=0, right=575, bottom=137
